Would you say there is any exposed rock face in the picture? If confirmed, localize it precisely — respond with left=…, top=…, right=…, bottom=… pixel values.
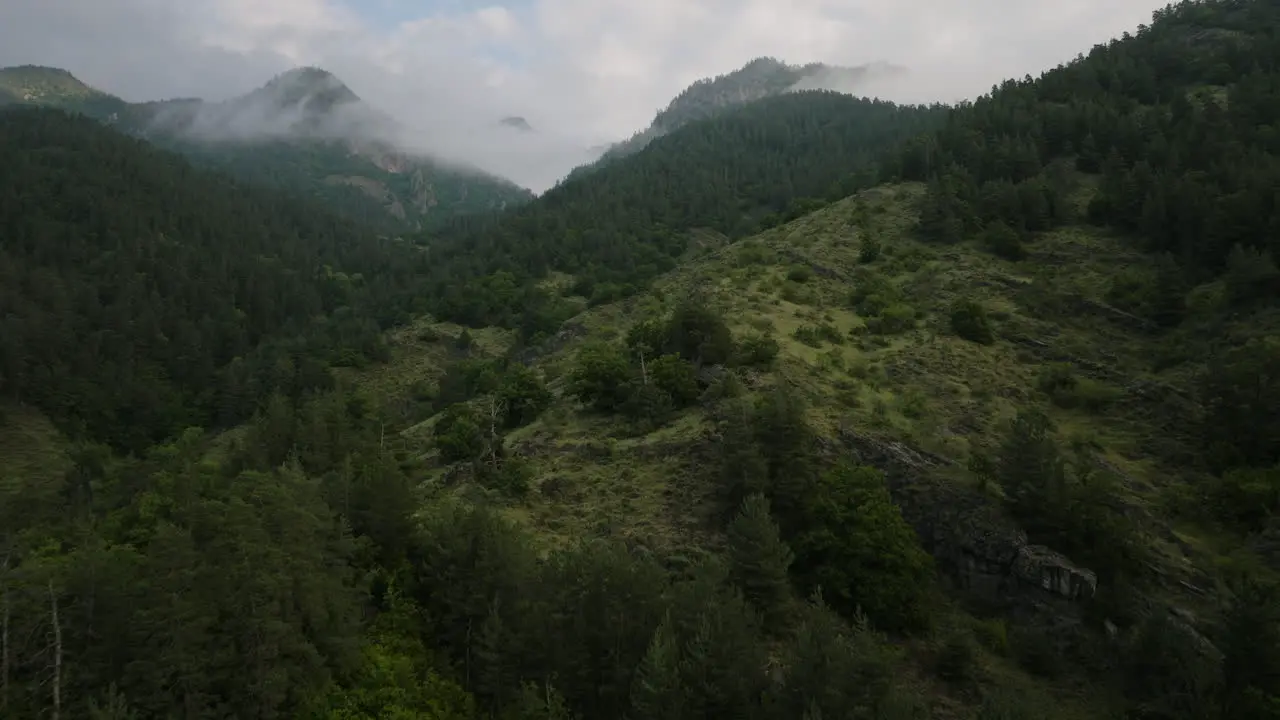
left=835, top=426, right=1097, bottom=605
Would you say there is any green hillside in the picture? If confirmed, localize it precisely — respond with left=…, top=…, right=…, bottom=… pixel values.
left=2, top=0, right=1280, bottom=718
left=419, top=90, right=946, bottom=328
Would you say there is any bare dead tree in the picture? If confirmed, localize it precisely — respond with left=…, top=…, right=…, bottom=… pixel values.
left=486, top=396, right=506, bottom=471
left=637, top=344, right=650, bottom=385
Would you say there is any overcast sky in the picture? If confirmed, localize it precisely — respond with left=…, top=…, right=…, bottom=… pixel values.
left=2, top=0, right=1163, bottom=191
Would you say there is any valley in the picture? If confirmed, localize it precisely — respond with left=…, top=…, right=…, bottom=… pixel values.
left=2, top=1, right=1280, bottom=718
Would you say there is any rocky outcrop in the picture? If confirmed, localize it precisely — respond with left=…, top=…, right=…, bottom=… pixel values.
left=835, top=426, right=1097, bottom=606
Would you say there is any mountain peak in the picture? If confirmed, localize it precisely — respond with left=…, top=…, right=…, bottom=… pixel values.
left=254, top=66, right=361, bottom=113
left=0, top=65, right=105, bottom=103
left=500, top=115, right=533, bottom=132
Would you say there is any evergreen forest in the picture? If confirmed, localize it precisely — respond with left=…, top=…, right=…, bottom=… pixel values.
left=1, top=1, right=1279, bottom=719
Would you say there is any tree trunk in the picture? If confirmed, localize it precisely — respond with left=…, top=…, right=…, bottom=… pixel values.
left=48, top=579, right=61, bottom=720
left=1, top=554, right=9, bottom=713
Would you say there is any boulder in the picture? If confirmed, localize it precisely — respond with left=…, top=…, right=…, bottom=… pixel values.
left=836, top=425, right=1097, bottom=606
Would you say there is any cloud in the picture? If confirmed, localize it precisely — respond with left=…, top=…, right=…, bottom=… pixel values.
left=0, top=0, right=1163, bottom=192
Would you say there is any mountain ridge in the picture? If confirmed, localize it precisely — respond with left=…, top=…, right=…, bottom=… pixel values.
left=574, top=56, right=910, bottom=176
left=0, top=63, right=532, bottom=231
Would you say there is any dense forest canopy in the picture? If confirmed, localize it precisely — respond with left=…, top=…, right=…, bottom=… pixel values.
left=0, top=108, right=437, bottom=452
left=0, top=0, right=1279, bottom=718
left=890, top=0, right=1280, bottom=283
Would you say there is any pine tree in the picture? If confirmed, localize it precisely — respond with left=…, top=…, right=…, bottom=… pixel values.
left=630, top=622, right=685, bottom=720
left=727, top=494, right=794, bottom=629
left=473, top=599, right=511, bottom=711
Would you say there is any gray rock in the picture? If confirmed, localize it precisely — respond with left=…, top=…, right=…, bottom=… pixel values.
left=836, top=425, right=1098, bottom=605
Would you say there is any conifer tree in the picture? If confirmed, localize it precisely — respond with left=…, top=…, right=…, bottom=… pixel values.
left=727, top=494, right=794, bottom=628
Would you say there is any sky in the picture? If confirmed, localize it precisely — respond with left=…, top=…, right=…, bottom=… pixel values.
left=1, top=0, right=1164, bottom=192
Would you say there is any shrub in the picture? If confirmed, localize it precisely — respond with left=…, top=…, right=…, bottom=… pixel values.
left=793, top=323, right=844, bottom=348
left=795, top=462, right=935, bottom=633
left=971, top=617, right=1010, bottom=656
left=859, top=238, right=882, bottom=264
left=935, top=632, right=980, bottom=684
left=865, top=304, right=916, bottom=335
left=454, top=328, right=474, bottom=351
left=983, top=220, right=1026, bottom=260
left=1035, top=364, right=1120, bottom=412
left=648, top=354, right=700, bottom=406
left=434, top=404, right=484, bottom=463
left=735, top=332, right=780, bottom=367
left=496, top=365, right=552, bottom=428
left=568, top=343, right=633, bottom=411
left=849, top=273, right=901, bottom=316
left=787, top=264, right=814, bottom=283
left=950, top=299, right=995, bottom=344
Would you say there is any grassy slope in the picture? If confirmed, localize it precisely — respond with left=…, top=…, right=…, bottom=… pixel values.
left=6, top=175, right=1267, bottom=716
left=350, top=177, right=1280, bottom=715
left=388, top=183, right=1201, bottom=557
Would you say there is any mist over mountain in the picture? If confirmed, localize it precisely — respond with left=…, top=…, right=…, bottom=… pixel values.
left=570, top=57, right=911, bottom=178
left=0, top=64, right=533, bottom=230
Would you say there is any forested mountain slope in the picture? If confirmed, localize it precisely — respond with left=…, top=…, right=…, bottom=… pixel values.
left=2, top=0, right=1279, bottom=718
left=0, top=65, right=533, bottom=232
left=420, top=91, right=946, bottom=328
left=577, top=56, right=908, bottom=173
left=0, top=107, right=437, bottom=452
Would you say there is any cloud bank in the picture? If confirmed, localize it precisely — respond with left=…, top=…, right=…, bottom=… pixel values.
left=1, top=0, right=1165, bottom=191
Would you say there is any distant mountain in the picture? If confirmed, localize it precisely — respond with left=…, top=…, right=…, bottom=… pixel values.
left=0, top=65, right=533, bottom=231
left=576, top=57, right=908, bottom=175
left=500, top=115, right=533, bottom=132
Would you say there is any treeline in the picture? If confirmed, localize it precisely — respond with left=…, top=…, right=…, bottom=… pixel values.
left=418, top=91, right=947, bottom=328
left=0, top=108, right=437, bottom=452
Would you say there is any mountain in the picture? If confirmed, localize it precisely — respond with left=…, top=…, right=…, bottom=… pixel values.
left=4, top=0, right=1280, bottom=718
left=500, top=115, right=534, bottom=132
left=576, top=57, right=909, bottom=174
left=419, top=90, right=946, bottom=328
left=0, top=65, right=533, bottom=231
left=0, top=64, right=130, bottom=117
left=0, top=107, right=440, bottom=451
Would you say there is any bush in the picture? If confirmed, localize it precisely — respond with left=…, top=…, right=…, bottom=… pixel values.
left=434, top=404, right=484, bottom=463
left=971, top=617, right=1010, bottom=656
left=1209, top=466, right=1280, bottom=533
left=787, top=264, right=814, bottom=283
left=734, top=332, right=779, bottom=367
left=983, top=220, right=1026, bottom=261
left=1035, top=364, right=1120, bottom=412
left=795, top=462, right=935, bottom=633
left=793, top=323, right=844, bottom=347
left=1009, top=626, right=1062, bottom=678
left=648, top=354, right=700, bottom=406
left=950, top=299, right=995, bottom=344
left=496, top=365, right=552, bottom=428
left=454, top=329, right=474, bottom=351
left=568, top=343, right=634, bottom=411
left=865, top=304, right=916, bottom=335
left=935, top=632, right=980, bottom=685
left=859, top=238, right=882, bottom=264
